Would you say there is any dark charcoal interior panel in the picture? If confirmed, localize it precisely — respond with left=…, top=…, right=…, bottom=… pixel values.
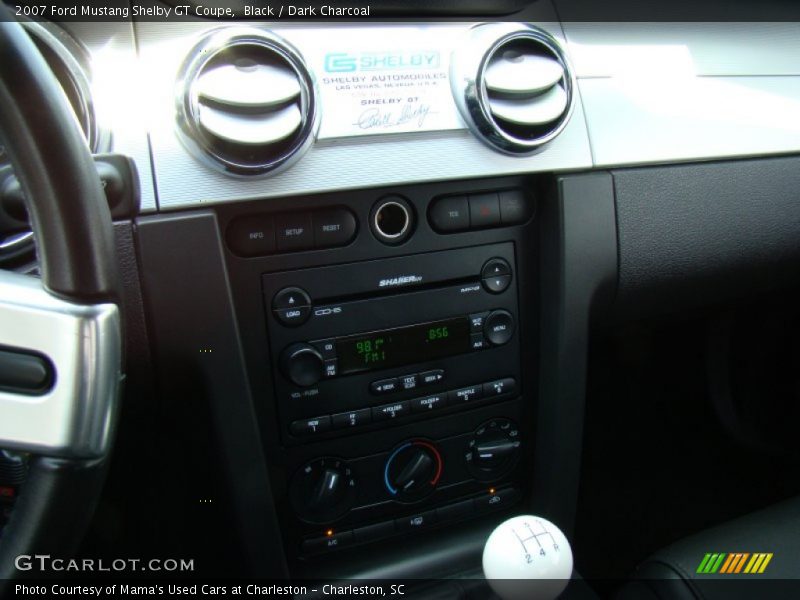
left=612, top=155, right=800, bottom=320
left=135, top=212, right=287, bottom=578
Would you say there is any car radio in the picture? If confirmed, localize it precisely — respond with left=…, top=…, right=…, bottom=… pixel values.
left=260, top=241, right=526, bottom=554
left=262, top=242, right=522, bottom=446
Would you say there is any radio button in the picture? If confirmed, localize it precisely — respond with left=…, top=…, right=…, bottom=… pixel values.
left=370, top=378, right=400, bottom=395
left=273, top=286, right=311, bottom=309
left=484, top=310, right=515, bottom=346
left=313, top=339, right=337, bottom=360
left=273, top=287, right=312, bottom=327
left=324, top=359, right=338, bottom=378
left=411, top=394, right=446, bottom=413
left=482, top=377, right=517, bottom=400
left=372, top=401, right=409, bottom=421
left=428, top=195, right=470, bottom=233
left=332, top=408, right=371, bottom=430
left=482, top=274, right=511, bottom=294
left=481, top=258, right=512, bottom=294
left=470, top=334, right=488, bottom=350
left=400, top=374, right=418, bottom=391
left=274, top=306, right=311, bottom=326
left=313, top=208, right=357, bottom=249
left=469, top=312, right=489, bottom=333
left=481, top=258, right=511, bottom=279
left=449, top=385, right=483, bottom=404
left=419, top=369, right=445, bottom=386
left=290, top=416, right=331, bottom=437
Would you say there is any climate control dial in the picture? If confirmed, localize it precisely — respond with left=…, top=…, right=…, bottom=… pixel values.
left=289, top=457, right=356, bottom=523
left=384, top=440, right=443, bottom=502
left=466, top=419, right=521, bottom=481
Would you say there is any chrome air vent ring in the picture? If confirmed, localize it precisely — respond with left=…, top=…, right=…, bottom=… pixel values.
left=450, top=23, right=575, bottom=156
left=176, top=27, right=319, bottom=177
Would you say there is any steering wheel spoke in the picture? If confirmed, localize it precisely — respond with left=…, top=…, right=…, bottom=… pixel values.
left=0, top=270, right=120, bottom=458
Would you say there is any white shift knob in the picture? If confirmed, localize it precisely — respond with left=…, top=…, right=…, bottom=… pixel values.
left=483, top=515, right=573, bottom=600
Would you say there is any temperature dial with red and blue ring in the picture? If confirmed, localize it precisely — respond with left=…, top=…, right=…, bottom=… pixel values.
left=384, top=439, right=443, bottom=502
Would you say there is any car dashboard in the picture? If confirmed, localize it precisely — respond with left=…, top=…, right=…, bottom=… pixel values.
left=2, top=0, right=800, bottom=593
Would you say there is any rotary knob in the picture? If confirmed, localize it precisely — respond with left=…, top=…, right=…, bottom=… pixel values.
left=289, top=458, right=356, bottom=524
left=384, top=440, right=443, bottom=502
left=467, top=419, right=521, bottom=481
left=280, top=343, right=324, bottom=387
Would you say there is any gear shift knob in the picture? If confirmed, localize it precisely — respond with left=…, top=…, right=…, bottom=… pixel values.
left=482, top=515, right=573, bottom=600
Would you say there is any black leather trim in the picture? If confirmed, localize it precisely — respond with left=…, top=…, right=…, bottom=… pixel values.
left=619, top=497, right=800, bottom=600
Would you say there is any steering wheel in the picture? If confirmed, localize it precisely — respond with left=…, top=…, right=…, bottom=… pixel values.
left=0, top=11, right=122, bottom=584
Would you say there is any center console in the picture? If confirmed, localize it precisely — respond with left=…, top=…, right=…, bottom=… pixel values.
left=264, top=241, right=524, bottom=554
left=222, top=177, right=538, bottom=565
left=143, top=173, right=544, bottom=571
left=134, top=170, right=615, bottom=579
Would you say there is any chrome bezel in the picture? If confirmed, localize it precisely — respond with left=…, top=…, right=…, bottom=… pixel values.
left=450, top=23, right=576, bottom=156
left=175, top=27, right=320, bottom=177
left=0, top=270, right=121, bottom=459
left=22, top=21, right=109, bottom=155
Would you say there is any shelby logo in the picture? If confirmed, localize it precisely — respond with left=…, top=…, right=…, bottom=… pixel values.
left=324, top=51, right=440, bottom=73
left=378, top=275, right=423, bottom=288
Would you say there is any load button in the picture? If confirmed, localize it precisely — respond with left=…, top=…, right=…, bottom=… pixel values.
left=272, top=287, right=312, bottom=327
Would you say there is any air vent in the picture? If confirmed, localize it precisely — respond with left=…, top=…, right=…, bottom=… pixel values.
left=176, top=28, right=319, bottom=177
left=450, top=23, right=575, bottom=155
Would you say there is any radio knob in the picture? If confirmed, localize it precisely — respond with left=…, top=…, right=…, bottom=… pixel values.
left=280, top=343, right=324, bottom=387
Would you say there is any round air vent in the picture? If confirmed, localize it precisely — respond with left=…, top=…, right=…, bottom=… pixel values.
left=450, top=23, right=575, bottom=155
left=176, top=28, right=319, bottom=177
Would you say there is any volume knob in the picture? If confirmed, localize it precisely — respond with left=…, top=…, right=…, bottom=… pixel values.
left=280, top=343, right=324, bottom=387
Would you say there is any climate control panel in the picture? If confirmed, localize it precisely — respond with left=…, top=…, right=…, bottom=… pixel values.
left=288, top=418, right=524, bottom=556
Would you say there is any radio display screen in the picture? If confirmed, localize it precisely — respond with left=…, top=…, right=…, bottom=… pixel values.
left=336, top=317, right=471, bottom=375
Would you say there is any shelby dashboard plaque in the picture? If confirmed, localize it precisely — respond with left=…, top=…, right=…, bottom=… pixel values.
left=299, top=25, right=468, bottom=139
